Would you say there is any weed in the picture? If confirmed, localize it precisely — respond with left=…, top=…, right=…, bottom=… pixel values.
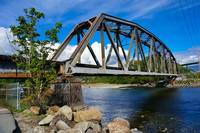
left=0, top=99, right=9, bottom=107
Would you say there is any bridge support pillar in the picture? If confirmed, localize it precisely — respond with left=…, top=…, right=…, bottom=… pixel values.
left=66, top=78, right=84, bottom=111
left=51, top=77, right=84, bottom=111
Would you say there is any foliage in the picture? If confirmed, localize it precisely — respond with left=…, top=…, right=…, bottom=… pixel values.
left=177, top=63, right=194, bottom=74
left=0, top=99, right=19, bottom=112
left=10, top=7, right=62, bottom=107
left=0, top=79, right=26, bottom=83
left=0, top=99, right=9, bottom=107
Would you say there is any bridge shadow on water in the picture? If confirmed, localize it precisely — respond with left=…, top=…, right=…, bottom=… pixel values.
left=128, top=87, right=181, bottom=132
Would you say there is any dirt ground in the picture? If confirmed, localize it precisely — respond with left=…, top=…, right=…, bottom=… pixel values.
left=14, top=113, right=51, bottom=133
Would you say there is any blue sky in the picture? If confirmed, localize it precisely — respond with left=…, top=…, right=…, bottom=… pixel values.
left=0, top=0, right=200, bottom=65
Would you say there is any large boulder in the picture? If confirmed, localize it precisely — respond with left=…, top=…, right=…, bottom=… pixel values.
left=90, top=123, right=101, bottom=132
left=57, top=130, right=66, bottom=133
left=39, top=115, right=54, bottom=125
left=66, top=128, right=84, bottom=133
left=73, top=122, right=91, bottom=132
left=47, top=106, right=60, bottom=115
left=30, top=106, right=40, bottom=115
left=107, top=121, right=131, bottom=133
left=112, top=117, right=130, bottom=128
left=56, top=120, right=71, bottom=131
left=50, top=114, right=70, bottom=127
left=55, top=105, right=72, bottom=120
left=74, top=107, right=102, bottom=123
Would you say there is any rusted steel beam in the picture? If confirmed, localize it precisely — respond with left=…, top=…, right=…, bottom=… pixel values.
left=77, top=33, right=81, bottom=63
left=70, top=14, right=103, bottom=66
left=135, top=28, right=140, bottom=71
left=100, top=23, right=105, bottom=69
left=132, top=44, right=137, bottom=68
left=136, top=29, right=148, bottom=71
left=104, top=22, right=124, bottom=70
left=118, top=34, right=127, bottom=61
left=148, top=37, right=154, bottom=72
left=125, top=28, right=135, bottom=68
left=49, top=28, right=76, bottom=61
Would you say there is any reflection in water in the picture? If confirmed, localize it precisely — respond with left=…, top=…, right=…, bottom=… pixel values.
left=83, top=87, right=200, bottom=132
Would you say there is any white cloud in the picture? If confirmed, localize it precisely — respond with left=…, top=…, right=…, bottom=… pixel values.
left=0, top=27, right=16, bottom=55
left=53, top=41, right=129, bottom=67
left=174, top=46, right=200, bottom=64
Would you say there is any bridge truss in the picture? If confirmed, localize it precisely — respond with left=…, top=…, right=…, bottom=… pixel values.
left=50, top=14, right=178, bottom=76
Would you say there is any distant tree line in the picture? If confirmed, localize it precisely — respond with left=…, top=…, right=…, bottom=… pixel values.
left=82, top=63, right=195, bottom=84
left=83, top=76, right=166, bottom=84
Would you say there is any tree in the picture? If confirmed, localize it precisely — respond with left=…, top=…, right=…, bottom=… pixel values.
left=10, top=7, right=62, bottom=107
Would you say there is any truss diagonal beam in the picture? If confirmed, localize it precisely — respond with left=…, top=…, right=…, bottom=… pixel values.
left=104, top=22, right=124, bottom=70
left=118, top=34, right=127, bottom=61
left=125, top=28, right=135, bottom=68
left=80, top=31, right=100, bottom=66
left=69, top=15, right=104, bottom=66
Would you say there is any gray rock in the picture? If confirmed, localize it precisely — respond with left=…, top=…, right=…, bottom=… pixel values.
left=50, top=114, right=69, bottom=127
left=91, top=123, right=101, bottom=132
left=56, top=120, right=71, bottom=131
left=131, top=128, right=138, bottom=132
left=49, top=129, right=56, bottom=133
left=56, top=105, right=72, bottom=120
left=112, top=117, right=130, bottom=128
left=66, top=128, right=85, bottom=133
left=73, top=122, right=92, bottom=132
left=57, top=130, right=66, bottom=133
left=86, top=128, right=93, bottom=133
left=33, top=126, right=45, bottom=133
left=38, top=115, right=54, bottom=125
left=131, top=128, right=143, bottom=133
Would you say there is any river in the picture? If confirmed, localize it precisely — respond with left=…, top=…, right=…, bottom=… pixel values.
left=82, top=86, right=200, bottom=132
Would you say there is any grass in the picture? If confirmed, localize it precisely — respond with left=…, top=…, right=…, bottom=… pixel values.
left=0, top=98, right=29, bottom=113
left=0, top=99, right=9, bottom=107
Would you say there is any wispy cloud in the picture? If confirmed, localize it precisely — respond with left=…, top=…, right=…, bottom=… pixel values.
left=0, top=0, right=172, bottom=27
left=174, top=46, right=200, bottom=64
left=0, top=27, right=16, bottom=55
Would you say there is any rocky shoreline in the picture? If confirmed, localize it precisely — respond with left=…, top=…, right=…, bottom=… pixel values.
left=14, top=105, right=143, bottom=133
left=166, top=82, right=200, bottom=88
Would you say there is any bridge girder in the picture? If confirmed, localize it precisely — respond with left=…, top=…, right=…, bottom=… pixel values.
left=50, top=13, right=178, bottom=76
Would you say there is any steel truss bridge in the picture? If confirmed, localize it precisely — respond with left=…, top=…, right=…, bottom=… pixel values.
left=0, top=14, right=178, bottom=78
left=50, top=14, right=178, bottom=77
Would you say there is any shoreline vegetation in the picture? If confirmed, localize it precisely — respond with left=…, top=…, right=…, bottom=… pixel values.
left=82, top=79, right=200, bottom=89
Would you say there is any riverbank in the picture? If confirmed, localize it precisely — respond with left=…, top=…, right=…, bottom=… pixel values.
left=166, top=81, right=200, bottom=88
left=82, top=83, right=143, bottom=89
left=82, top=81, right=200, bottom=89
